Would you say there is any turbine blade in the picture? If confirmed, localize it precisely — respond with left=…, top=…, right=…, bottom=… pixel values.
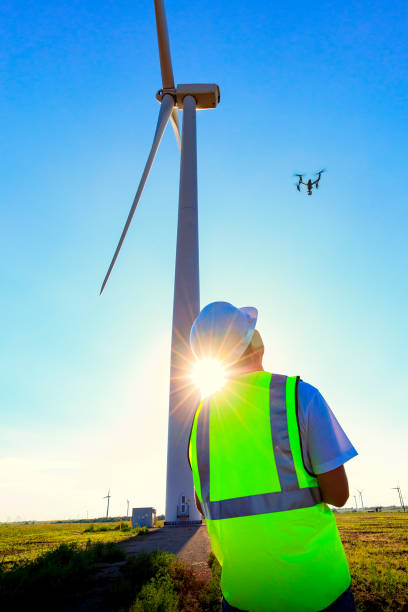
left=154, top=0, right=175, bottom=89
left=170, top=107, right=181, bottom=151
left=100, top=94, right=174, bottom=294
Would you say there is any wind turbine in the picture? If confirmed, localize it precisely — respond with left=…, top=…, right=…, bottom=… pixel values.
left=103, top=489, right=111, bottom=519
left=126, top=499, right=130, bottom=518
left=357, top=489, right=364, bottom=511
left=392, top=486, right=406, bottom=512
left=99, top=1, right=220, bottom=523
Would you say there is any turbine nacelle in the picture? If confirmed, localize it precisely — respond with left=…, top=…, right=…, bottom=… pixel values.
left=156, top=84, right=221, bottom=109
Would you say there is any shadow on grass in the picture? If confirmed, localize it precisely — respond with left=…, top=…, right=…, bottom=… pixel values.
left=104, top=550, right=221, bottom=612
left=0, top=541, right=125, bottom=611
left=0, top=539, right=221, bottom=612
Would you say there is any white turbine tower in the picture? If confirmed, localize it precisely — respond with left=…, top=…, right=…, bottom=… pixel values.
left=100, top=1, right=220, bottom=524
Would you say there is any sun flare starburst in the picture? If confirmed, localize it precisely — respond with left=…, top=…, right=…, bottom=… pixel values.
left=192, top=359, right=226, bottom=398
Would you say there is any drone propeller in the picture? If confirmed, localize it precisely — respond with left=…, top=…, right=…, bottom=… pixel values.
left=293, top=173, right=304, bottom=178
left=315, top=168, right=326, bottom=175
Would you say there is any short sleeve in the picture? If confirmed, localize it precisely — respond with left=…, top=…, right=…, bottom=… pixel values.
left=297, top=381, right=358, bottom=475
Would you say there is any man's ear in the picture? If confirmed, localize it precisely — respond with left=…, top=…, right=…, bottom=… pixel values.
left=251, top=330, right=264, bottom=358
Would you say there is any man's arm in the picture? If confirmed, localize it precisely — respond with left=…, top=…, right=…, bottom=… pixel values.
left=317, top=464, right=349, bottom=507
left=298, top=381, right=357, bottom=508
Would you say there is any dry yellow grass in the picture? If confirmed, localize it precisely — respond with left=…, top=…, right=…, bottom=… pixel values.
left=336, top=511, right=408, bottom=611
left=1, top=513, right=407, bottom=611
left=0, top=521, right=135, bottom=568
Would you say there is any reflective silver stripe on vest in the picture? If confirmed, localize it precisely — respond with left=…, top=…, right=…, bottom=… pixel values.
left=196, top=374, right=322, bottom=520
left=196, top=398, right=210, bottom=508
left=269, top=374, right=300, bottom=492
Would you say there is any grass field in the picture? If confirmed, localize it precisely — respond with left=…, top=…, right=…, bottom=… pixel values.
left=336, top=512, right=408, bottom=611
left=0, top=512, right=407, bottom=610
left=0, top=521, right=142, bottom=568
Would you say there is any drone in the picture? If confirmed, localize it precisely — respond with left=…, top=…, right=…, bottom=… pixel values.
left=294, top=169, right=325, bottom=195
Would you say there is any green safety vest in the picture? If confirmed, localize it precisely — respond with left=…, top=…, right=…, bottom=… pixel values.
left=189, top=371, right=351, bottom=612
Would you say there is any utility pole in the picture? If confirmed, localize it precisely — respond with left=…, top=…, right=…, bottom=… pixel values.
left=126, top=499, right=130, bottom=518
left=357, top=489, right=364, bottom=511
left=392, top=486, right=406, bottom=512
left=103, top=489, right=111, bottom=518
left=353, top=495, right=358, bottom=511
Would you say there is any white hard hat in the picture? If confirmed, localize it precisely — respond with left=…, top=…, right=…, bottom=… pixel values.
left=190, top=301, right=258, bottom=364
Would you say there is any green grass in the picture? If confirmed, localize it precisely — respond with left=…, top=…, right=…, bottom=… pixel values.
left=106, top=549, right=221, bottom=611
left=336, top=512, right=408, bottom=611
left=0, top=521, right=146, bottom=568
left=0, top=540, right=126, bottom=611
left=0, top=513, right=406, bottom=610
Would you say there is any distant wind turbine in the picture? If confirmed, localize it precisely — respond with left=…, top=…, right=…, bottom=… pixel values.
left=103, top=489, right=111, bottom=518
left=357, top=489, right=364, bottom=511
left=392, top=486, right=406, bottom=512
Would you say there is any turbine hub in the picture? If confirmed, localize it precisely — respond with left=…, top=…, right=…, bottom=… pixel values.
left=156, top=84, right=220, bottom=109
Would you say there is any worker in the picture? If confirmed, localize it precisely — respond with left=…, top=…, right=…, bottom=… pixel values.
left=188, top=301, right=358, bottom=612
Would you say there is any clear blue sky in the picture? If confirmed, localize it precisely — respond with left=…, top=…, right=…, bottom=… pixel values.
left=1, top=0, right=407, bottom=520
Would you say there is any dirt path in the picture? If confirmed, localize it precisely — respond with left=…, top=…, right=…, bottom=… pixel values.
left=64, top=525, right=212, bottom=611
left=121, top=525, right=212, bottom=581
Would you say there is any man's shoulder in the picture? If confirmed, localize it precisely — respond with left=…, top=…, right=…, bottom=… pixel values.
left=298, top=379, right=321, bottom=400
left=269, top=373, right=321, bottom=400
left=266, top=373, right=324, bottom=415
left=297, top=380, right=331, bottom=426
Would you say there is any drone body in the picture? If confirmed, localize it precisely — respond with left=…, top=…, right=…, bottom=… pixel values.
left=295, top=169, right=325, bottom=195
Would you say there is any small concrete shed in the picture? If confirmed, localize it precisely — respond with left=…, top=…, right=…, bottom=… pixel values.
left=131, top=507, right=157, bottom=528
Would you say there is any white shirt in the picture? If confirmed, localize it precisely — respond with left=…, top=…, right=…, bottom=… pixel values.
left=298, top=381, right=358, bottom=475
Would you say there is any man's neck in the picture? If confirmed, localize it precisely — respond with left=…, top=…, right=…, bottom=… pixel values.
left=227, top=360, right=264, bottom=378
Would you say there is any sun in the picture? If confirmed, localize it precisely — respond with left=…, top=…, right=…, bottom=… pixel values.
left=191, top=359, right=226, bottom=398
